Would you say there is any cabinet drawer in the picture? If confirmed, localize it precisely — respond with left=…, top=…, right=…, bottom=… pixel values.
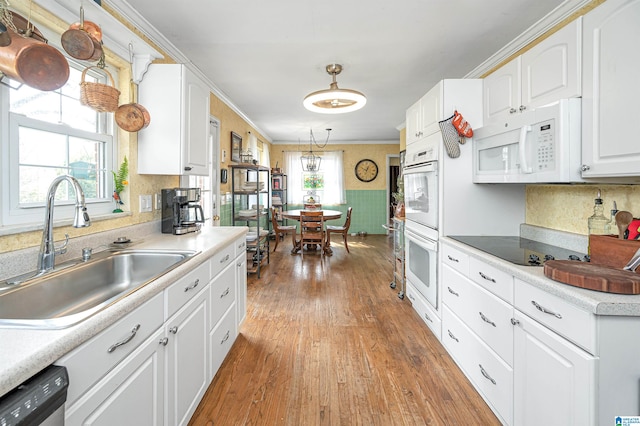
left=211, top=242, right=235, bottom=278
left=514, top=278, right=596, bottom=354
left=406, top=280, right=441, bottom=341
left=234, top=236, right=247, bottom=258
left=210, top=262, right=236, bottom=328
left=442, top=265, right=514, bottom=366
left=209, top=302, right=238, bottom=381
left=469, top=256, right=514, bottom=303
left=441, top=243, right=469, bottom=275
left=442, top=306, right=513, bottom=425
left=165, top=259, right=211, bottom=319
left=57, top=292, right=164, bottom=406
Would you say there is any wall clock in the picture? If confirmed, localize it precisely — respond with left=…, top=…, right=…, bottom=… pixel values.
left=355, top=159, right=378, bottom=182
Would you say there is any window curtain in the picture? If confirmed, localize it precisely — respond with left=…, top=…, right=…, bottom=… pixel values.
left=283, top=150, right=345, bottom=205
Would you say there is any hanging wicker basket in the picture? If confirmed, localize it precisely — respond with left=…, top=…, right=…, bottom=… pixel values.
left=80, top=66, right=120, bottom=112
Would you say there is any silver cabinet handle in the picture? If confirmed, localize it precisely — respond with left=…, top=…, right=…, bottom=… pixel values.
left=510, top=318, right=520, bottom=326
left=107, top=324, right=140, bottom=353
left=220, top=330, right=230, bottom=345
left=478, top=271, right=496, bottom=283
left=408, top=293, right=415, bottom=302
left=159, top=337, right=169, bottom=346
left=424, top=312, right=432, bottom=323
left=238, top=242, right=246, bottom=249
left=447, top=255, right=459, bottom=263
left=169, top=326, right=178, bottom=334
left=447, top=330, right=459, bottom=343
left=531, top=300, right=562, bottom=319
left=509, top=107, right=518, bottom=114
left=220, top=287, right=230, bottom=298
left=581, top=165, right=591, bottom=172
left=479, top=364, right=496, bottom=385
left=184, top=278, right=200, bottom=292
left=479, top=312, right=496, bottom=327
left=447, top=286, right=459, bottom=297
left=220, top=254, right=230, bottom=263
left=237, top=262, right=243, bottom=267
left=519, top=105, right=527, bottom=112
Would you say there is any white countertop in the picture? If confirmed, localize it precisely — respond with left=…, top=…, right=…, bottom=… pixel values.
left=0, top=226, right=247, bottom=398
left=443, top=236, right=640, bottom=316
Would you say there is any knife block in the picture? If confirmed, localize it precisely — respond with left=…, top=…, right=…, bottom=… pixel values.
left=589, top=235, right=640, bottom=269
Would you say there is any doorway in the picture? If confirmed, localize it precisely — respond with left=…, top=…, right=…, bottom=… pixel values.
left=386, top=154, right=400, bottom=229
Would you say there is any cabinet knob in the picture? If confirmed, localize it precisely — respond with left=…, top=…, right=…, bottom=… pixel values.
left=509, top=108, right=518, bottom=114
left=510, top=318, right=520, bottom=326
left=159, top=337, right=169, bottom=346
left=184, top=166, right=193, bottom=171
left=581, top=164, right=591, bottom=172
left=519, top=105, right=527, bottom=112
left=169, top=326, right=178, bottom=334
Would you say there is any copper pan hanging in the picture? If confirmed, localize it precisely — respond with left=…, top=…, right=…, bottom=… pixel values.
left=61, top=6, right=103, bottom=61
left=0, top=11, right=69, bottom=91
left=115, top=80, right=150, bottom=132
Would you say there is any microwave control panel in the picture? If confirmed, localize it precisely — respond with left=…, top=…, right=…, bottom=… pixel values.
left=534, top=120, right=555, bottom=171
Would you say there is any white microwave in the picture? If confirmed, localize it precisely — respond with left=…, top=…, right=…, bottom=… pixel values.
left=472, top=98, right=582, bottom=183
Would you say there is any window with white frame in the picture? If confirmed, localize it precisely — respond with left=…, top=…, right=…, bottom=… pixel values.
left=1, top=63, right=116, bottom=227
left=284, top=150, right=345, bottom=205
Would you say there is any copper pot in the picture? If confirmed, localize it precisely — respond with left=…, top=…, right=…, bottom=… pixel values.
left=115, top=82, right=151, bottom=132
left=0, top=12, right=69, bottom=91
left=61, top=7, right=103, bottom=61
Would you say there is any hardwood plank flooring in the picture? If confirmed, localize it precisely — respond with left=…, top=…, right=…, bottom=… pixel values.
left=189, top=235, right=500, bottom=425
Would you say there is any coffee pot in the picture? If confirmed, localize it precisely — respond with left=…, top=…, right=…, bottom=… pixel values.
left=161, top=188, right=205, bottom=235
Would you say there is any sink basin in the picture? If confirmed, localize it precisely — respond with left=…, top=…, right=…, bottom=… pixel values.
left=0, top=249, right=199, bottom=329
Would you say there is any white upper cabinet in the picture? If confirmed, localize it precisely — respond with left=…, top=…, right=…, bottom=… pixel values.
left=405, top=84, right=443, bottom=145
left=483, top=18, right=582, bottom=124
left=581, top=0, right=640, bottom=178
left=138, top=64, right=210, bottom=175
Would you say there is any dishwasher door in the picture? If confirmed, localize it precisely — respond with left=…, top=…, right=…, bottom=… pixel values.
left=0, top=365, right=68, bottom=425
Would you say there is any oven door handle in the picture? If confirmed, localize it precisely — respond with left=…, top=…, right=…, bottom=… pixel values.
left=405, top=228, right=438, bottom=251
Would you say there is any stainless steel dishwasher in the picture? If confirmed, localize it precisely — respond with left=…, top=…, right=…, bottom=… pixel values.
left=0, top=365, right=69, bottom=425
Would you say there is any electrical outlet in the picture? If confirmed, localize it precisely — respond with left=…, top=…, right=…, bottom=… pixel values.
left=155, top=193, right=161, bottom=210
left=139, top=195, right=152, bottom=213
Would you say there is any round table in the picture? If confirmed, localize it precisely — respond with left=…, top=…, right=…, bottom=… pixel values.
left=281, top=209, right=343, bottom=254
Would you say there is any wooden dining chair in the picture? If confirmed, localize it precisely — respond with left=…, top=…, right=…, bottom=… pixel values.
left=270, top=208, right=298, bottom=252
left=299, top=210, right=325, bottom=259
left=326, top=207, right=353, bottom=253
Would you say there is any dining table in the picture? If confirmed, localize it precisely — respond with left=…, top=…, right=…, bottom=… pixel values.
left=281, top=209, right=343, bottom=255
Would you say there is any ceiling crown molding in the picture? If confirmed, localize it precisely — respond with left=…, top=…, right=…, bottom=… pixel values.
left=106, top=0, right=272, bottom=142
left=465, top=0, right=593, bottom=78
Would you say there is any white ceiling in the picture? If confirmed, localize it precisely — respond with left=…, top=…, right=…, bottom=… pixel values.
left=116, top=0, right=579, bottom=143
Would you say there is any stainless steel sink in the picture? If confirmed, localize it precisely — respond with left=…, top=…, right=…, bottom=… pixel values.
left=0, top=249, right=198, bottom=329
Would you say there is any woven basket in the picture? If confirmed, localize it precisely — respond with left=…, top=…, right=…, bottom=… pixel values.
left=80, top=66, right=120, bottom=112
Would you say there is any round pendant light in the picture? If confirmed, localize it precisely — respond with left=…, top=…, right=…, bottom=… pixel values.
left=303, top=64, right=366, bottom=114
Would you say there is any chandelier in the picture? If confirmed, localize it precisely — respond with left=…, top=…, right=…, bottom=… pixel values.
left=303, top=64, right=366, bottom=114
left=300, top=128, right=331, bottom=172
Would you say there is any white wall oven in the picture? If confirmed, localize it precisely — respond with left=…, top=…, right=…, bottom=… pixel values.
left=405, top=222, right=438, bottom=310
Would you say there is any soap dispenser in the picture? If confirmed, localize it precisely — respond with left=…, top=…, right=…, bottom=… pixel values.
left=588, top=189, right=609, bottom=236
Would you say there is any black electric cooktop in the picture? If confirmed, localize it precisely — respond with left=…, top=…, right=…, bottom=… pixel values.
left=449, top=236, right=589, bottom=266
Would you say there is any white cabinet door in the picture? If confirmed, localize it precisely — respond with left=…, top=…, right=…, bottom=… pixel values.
left=165, top=288, right=209, bottom=426
left=483, top=58, right=521, bottom=124
left=521, top=18, right=582, bottom=110
left=65, top=328, right=165, bottom=426
left=483, top=19, right=581, bottom=125
left=513, top=311, right=595, bottom=426
left=183, top=67, right=210, bottom=175
left=419, top=82, right=442, bottom=137
left=138, top=64, right=210, bottom=175
left=236, top=253, right=247, bottom=326
left=581, top=0, right=640, bottom=178
left=405, top=99, right=422, bottom=145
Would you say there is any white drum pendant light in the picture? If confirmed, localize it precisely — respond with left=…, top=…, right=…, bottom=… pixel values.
left=303, top=64, right=366, bottom=114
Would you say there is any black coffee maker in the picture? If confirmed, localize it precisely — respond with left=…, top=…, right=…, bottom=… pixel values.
left=161, top=188, right=205, bottom=234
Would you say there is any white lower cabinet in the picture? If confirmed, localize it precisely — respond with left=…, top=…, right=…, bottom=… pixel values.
left=512, top=311, right=595, bottom=426
left=65, top=327, right=166, bottom=425
left=164, top=287, right=209, bottom=426
left=59, top=237, right=248, bottom=425
left=406, top=279, right=441, bottom=341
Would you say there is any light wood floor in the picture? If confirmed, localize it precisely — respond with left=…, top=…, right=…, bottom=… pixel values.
left=189, top=235, right=500, bottom=425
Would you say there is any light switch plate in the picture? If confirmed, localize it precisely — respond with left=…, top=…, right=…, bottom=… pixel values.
left=155, top=193, right=161, bottom=210
left=139, top=194, right=152, bottom=213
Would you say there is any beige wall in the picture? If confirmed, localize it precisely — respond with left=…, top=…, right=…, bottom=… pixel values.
left=269, top=144, right=400, bottom=191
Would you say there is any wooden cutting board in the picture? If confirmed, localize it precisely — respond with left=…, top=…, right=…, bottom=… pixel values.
left=544, top=260, right=640, bottom=294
